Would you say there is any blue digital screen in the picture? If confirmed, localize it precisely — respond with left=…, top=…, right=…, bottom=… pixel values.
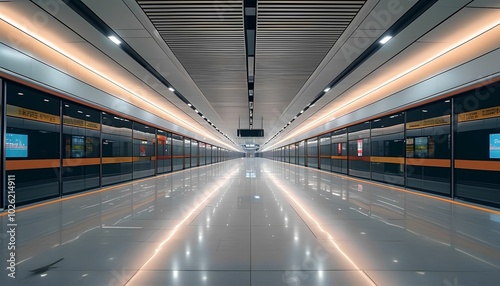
left=490, top=134, right=500, bottom=159
left=6, top=133, right=28, bottom=158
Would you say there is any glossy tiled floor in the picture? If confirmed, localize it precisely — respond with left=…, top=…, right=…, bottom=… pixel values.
left=1, top=158, right=500, bottom=285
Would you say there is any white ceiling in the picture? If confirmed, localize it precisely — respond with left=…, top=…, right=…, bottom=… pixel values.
left=4, top=0, right=500, bottom=151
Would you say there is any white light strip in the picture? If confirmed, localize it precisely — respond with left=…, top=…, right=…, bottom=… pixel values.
left=124, top=170, right=238, bottom=285
left=108, top=35, right=121, bottom=45
left=268, top=173, right=376, bottom=286
left=379, top=35, right=392, bottom=44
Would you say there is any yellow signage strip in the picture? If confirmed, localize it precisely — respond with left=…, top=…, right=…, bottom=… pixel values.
left=406, top=115, right=450, bottom=130
left=458, top=106, right=500, bottom=122
left=63, top=115, right=100, bottom=131
left=6, top=105, right=60, bottom=124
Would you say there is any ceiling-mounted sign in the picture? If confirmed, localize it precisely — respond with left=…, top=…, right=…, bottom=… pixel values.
left=237, top=129, right=264, bottom=137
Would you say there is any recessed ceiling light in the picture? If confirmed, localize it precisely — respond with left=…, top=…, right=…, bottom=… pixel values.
left=324, top=87, right=331, bottom=93
left=379, top=35, right=392, bottom=44
left=422, top=110, right=428, bottom=113
left=44, top=99, right=49, bottom=102
left=168, top=87, right=175, bottom=92
left=78, top=110, right=83, bottom=113
left=187, top=103, right=192, bottom=107
left=108, top=35, right=121, bottom=45
left=300, top=110, right=304, bottom=114
left=86, top=114, right=90, bottom=117
left=195, top=109, right=199, bottom=113
left=64, top=104, right=69, bottom=107
left=17, top=92, right=24, bottom=96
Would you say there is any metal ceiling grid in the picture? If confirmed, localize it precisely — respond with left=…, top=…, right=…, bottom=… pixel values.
left=254, top=0, right=366, bottom=131
left=136, top=0, right=248, bottom=132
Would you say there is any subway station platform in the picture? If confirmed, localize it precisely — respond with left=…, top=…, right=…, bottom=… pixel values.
left=1, top=158, right=500, bottom=286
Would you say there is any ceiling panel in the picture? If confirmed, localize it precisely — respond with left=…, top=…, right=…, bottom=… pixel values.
left=254, top=0, right=367, bottom=138
left=136, top=0, right=248, bottom=139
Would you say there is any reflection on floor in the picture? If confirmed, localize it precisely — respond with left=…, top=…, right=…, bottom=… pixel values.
left=1, top=158, right=500, bottom=285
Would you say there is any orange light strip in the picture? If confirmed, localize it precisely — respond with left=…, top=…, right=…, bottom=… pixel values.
left=268, top=172, right=377, bottom=286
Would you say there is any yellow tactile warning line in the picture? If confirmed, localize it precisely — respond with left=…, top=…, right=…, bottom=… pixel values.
left=0, top=161, right=226, bottom=216
left=279, top=161, right=500, bottom=215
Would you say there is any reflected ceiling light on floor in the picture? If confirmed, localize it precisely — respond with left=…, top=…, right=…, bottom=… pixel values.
left=108, top=35, right=121, bottom=45
left=379, top=35, right=392, bottom=44
left=267, top=173, right=377, bottom=286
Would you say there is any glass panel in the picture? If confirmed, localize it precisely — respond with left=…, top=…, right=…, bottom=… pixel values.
left=331, top=128, right=347, bottom=174
left=454, top=82, right=500, bottom=207
left=298, top=141, right=305, bottom=165
left=133, top=122, right=155, bottom=179
left=184, top=138, right=191, bottom=168
left=370, top=112, right=405, bottom=186
left=172, top=134, right=184, bottom=171
left=101, top=113, right=133, bottom=186
left=192, top=139, right=198, bottom=167
left=320, top=133, right=331, bottom=171
left=199, top=142, right=206, bottom=165
left=307, top=137, right=318, bottom=168
left=212, top=146, right=217, bottom=163
left=5, top=81, right=61, bottom=205
left=62, top=101, right=100, bottom=194
left=348, top=122, right=371, bottom=179
left=406, top=100, right=451, bottom=196
left=157, top=130, right=171, bottom=174
left=206, top=144, right=212, bottom=164
left=290, top=144, right=297, bottom=164
left=284, top=146, right=290, bottom=163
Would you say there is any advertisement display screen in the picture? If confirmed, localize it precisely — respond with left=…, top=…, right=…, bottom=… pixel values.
left=71, top=136, right=85, bottom=158
left=490, top=134, right=500, bottom=159
left=415, top=137, right=428, bottom=158
left=6, top=133, right=28, bottom=158
left=357, top=139, right=363, bottom=156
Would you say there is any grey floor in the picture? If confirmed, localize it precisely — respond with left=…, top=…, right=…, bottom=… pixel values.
left=1, top=158, right=500, bottom=286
